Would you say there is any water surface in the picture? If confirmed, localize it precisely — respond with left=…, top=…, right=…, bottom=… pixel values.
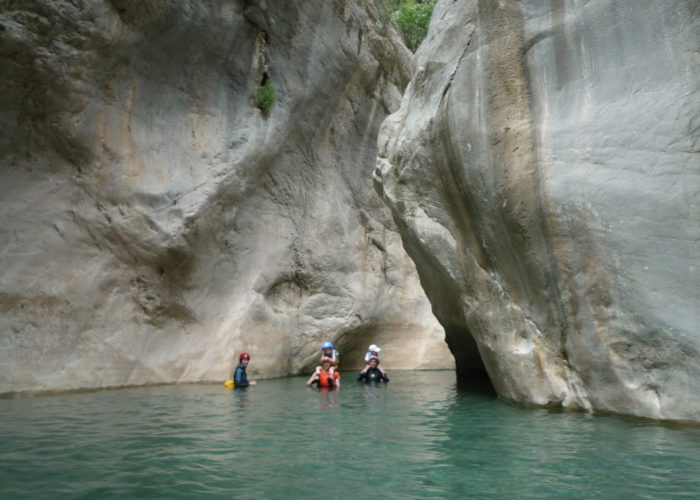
left=2, top=371, right=699, bottom=498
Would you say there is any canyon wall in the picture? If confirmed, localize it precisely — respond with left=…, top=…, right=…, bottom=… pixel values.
left=0, top=0, right=452, bottom=393
left=375, top=0, right=699, bottom=421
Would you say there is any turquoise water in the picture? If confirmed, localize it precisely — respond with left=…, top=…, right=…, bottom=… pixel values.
left=1, top=371, right=699, bottom=499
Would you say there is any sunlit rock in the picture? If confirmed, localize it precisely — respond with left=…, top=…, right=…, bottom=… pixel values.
left=0, top=0, right=452, bottom=393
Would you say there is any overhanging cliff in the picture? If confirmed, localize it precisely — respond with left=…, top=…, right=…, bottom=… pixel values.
left=375, top=0, right=699, bottom=421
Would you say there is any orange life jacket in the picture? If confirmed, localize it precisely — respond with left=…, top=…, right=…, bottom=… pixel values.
left=318, top=369, right=339, bottom=387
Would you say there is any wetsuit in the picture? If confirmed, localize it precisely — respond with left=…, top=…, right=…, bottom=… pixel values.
left=233, top=363, right=251, bottom=388
left=358, top=367, right=389, bottom=383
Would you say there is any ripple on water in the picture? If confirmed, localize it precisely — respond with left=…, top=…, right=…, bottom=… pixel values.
left=1, top=371, right=700, bottom=499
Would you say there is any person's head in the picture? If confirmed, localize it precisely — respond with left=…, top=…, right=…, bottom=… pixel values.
left=320, top=356, right=333, bottom=369
left=368, top=356, right=379, bottom=367
left=368, top=344, right=381, bottom=355
left=321, top=341, right=334, bottom=354
left=239, top=352, right=251, bottom=365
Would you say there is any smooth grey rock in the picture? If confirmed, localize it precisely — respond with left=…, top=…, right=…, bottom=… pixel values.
left=376, top=0, right=699, bottom=421
left=0, top=0, right=452, bottom=393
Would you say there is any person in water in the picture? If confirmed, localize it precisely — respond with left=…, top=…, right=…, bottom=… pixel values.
left=306, top=357, right=340, bottom=388
left=310, top=341, right=340, bottom=380
left=362, top=344, right=388, bottom=379
left=358, top=356, right=389, bottom=382
left=233, top=352, right=256, bottom=388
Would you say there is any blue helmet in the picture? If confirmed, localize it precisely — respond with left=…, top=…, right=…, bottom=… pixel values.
left=321, top=341, right=334, bottom=349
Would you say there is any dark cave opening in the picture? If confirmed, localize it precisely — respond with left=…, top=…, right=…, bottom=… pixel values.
left=444, top=323, right=497, bottom=396
left=328, top=321, right=496, bottom=396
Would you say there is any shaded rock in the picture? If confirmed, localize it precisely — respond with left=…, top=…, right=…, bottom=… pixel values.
left=375, top=0, right=699, bottom=421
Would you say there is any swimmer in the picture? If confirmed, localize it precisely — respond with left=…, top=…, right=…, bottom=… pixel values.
left=232, top=352, right=256, bottom=387
left=306, top=357, right=340, bottom=388
left=362, top=344, right=388, bottom=378
left=358, top=356, right=389, bottom=382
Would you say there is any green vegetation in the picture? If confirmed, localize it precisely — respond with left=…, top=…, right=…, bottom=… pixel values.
left=384, top=0, right=436, bottom=52
left=255, top=79, right=276, bottom=113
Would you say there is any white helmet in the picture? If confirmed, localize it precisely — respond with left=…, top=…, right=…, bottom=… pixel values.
left=368, top=344, right=381, bottom=353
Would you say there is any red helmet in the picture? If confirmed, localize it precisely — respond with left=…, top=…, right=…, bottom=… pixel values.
left=239, top=352, right=251, bottom=360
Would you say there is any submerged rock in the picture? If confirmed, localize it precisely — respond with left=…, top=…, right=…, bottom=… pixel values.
left=375, top=0, right=699, bottom=421
left=0, top=0, right=452, bottom=393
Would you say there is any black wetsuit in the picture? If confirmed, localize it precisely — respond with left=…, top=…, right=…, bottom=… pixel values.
left=357, top=367, right=389, bottom=383
left=233, top=363, right=251, bottom=388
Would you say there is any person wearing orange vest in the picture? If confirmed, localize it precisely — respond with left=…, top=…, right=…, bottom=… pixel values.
left=310, top=341, right=339, bottom=381
left=306, top=357, right=340, bottom=388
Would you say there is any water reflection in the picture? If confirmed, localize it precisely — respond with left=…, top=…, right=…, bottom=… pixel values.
left=434, top=387, right=700, bottom=498
left=456, top=371, right=497, bottom=397
left=231, top=386, right=250, bottom=409
left=361, top=382, right=386, bottom=409
left=316, top=388, right=340, bottom=409
left=1, top=372, right=699, bottom=499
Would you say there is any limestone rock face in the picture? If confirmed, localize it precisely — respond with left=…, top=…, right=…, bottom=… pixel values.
left=0, top=0, right=452, bottom=393
left=375, top=0, right=699, bottom=421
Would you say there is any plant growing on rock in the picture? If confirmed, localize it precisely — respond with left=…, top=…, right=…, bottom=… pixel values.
left=389, top=0, right=436, bottom=52
left=255, top=79, right=276, bottom=113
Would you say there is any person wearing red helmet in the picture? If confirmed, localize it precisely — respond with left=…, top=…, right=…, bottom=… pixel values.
left=233, top=352, right=256, bottom=387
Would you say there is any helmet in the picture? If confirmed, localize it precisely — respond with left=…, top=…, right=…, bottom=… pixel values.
left=239, top=352, right=251, bottom=360
left=321, top=341, right=334, bottom=349
left=368, top=344, right=381, bottom=353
